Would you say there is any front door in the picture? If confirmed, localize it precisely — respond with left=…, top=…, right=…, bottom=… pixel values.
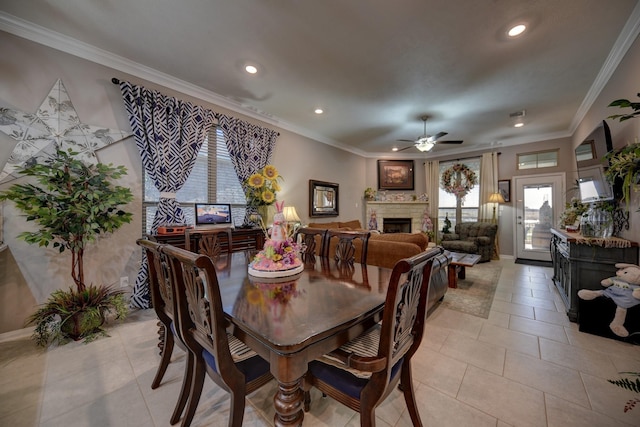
left=514, top=173, right=565, bottom=262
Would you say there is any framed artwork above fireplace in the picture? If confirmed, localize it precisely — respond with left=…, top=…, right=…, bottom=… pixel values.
left=377, top=160, right=414, bottom=190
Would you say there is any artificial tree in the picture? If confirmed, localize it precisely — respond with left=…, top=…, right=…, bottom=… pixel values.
left=0, top=149, right=133, bottom=345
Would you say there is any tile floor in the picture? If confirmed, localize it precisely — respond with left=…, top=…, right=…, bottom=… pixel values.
left=1, top=260, right=639, bottom=426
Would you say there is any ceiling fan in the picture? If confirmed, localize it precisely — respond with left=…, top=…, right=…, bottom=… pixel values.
left=396, top=115, right=463, bottom=152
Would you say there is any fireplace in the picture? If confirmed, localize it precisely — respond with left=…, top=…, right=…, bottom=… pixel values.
left=383, top=218, right=411, bottom=233
left=364, top=201, right=429, bottom=234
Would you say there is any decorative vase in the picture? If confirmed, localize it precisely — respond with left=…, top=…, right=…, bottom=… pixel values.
left=580, top=206, right=613, bottom=238
left=257, top=205, right=275, bottom=227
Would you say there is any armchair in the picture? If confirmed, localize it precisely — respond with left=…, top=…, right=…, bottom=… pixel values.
left=440, top=222, right=497, bottom=262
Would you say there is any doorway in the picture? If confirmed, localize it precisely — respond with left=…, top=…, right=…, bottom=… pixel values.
left=514, top=173, right=565, bottom=262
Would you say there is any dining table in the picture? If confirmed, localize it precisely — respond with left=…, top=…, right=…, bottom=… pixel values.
left=213, top=251, right=393, bottom=426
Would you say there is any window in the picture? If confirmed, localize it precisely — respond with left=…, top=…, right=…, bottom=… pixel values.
left=143, top=127, right=246, bottom=233
left=438, top=158, right=481, bottom=230
left=517, top=150, right=558, bottom=170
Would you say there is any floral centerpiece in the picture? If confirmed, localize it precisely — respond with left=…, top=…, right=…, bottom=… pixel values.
left=364, top=187, right=376, bottom=200
left=250, top=239, right=302, bottom=271
left=441, top=163, right=477, bottom=199
left=559, top=197, right=589, bottom=229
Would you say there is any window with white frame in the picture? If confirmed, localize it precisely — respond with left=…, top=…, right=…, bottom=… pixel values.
left=517, top=150, right=558, bottom=170
left=143, top=127, right=246, bottom=233
left=438, top=158, right=481, bottom=230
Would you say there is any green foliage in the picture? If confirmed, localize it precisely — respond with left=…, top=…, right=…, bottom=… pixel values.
left=608, top=372, right=640, bottom=413
left=26, top=284, right=128, bottom=347
left=604, top=142, right=640, bottom=211
left=0, top=149, right=133, bottom=290
left=608, top=93, right=640, bottom=122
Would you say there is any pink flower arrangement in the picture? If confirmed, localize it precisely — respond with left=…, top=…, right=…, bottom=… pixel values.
left=249, top=238, right=302, bottom=271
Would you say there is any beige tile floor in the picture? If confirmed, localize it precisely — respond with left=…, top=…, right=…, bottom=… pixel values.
left=1, top=260, right=640, bottom=426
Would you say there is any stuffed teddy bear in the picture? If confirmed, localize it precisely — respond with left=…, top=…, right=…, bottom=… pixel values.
left=578, top=263, right=640, bottom=337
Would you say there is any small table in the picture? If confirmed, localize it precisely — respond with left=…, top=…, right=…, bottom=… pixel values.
left=448, top=252, right=482, bottom=288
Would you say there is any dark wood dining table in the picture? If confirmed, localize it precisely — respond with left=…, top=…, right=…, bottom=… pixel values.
left=213, top=251, right=393, bottom=426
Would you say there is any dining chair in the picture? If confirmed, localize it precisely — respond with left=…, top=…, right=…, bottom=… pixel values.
left=185, top=226, right=233, bottom=258
left=303, top=246, right=442, bottom=427
left=323, top=229, right=371, bottom=265
left=136, top=238, right=191, bottom=425
left=294, top=227, right=328, bottom=262
left=161, top=243, right=273, bottom=427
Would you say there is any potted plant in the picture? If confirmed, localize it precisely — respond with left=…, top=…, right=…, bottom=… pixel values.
left=0, top=149, right=133, bottom=346
left=605, top=93, right=640, bottom=211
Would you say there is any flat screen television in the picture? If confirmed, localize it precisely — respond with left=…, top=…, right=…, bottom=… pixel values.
left=575, top=120, right=614, bottom=203
left=194, top=203, right=232, bottom=226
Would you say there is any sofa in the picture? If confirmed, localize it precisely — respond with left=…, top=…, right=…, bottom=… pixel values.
left=440, top=222, right=498, bottom=262
left=306, top=220, right=450, bottom=314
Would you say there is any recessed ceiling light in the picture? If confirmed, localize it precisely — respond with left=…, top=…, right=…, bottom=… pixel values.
left=514, top=122, right=524, bottom=128
left=391, top=147, right=398, bottom=152
left=245, top=65, right=258, bottom=74
left=314, top=108, right=324, bottom=114
left=508, top=24, right=526, bottom=37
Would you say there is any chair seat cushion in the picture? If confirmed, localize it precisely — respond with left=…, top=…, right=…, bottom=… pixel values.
left=309, top=356, right=403, bottom=400
left=318, top=325, right=381, bottom=379
left=441, top=240, right=478, bottom=253
left=202, top=336, right=271, bottom=383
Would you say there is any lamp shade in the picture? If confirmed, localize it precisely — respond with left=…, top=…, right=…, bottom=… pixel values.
left=488, top=192, right=505, bottom=204
left=283, top=206, right=301, bottom=222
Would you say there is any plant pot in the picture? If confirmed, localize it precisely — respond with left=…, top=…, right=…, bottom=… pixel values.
left=60, top=310, right=105, bottom=341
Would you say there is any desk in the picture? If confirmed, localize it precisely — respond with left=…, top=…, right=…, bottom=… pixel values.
left=151, top=227, right=264, bottom=251
left=213, top=252, right=392, bottom=426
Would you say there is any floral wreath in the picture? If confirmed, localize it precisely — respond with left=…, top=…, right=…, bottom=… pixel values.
left=441, top=163, right=478, bottom=199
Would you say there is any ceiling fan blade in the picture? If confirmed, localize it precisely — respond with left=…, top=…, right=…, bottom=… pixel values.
left=397, top=139, right=417, bottom=143
left=438, top=140, right=464, bottom=144
left=395, top=145, right=415, bottom=152
left=433, top=131, right=448, bottom=140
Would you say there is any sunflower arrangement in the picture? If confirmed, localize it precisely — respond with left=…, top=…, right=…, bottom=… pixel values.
left=245, top=164, right=283, bottom=206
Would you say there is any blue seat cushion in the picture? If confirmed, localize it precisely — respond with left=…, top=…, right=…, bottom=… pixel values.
left=202, top=349, right=270, bottom=383
left=308, top=357, right=403, bottom=399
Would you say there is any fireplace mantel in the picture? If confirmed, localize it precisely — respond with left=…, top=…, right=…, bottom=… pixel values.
left=365, top=201, right=429, bottom=233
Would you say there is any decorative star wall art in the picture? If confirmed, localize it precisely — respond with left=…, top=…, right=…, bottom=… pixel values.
left=0, top=79, right=131, bottom=183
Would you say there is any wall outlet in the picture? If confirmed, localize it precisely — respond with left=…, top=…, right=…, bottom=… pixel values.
left=120, top=276, right=129, bottom=288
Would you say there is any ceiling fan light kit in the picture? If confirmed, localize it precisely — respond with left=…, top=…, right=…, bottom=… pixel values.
left=396, top=115, right=463, bottom=152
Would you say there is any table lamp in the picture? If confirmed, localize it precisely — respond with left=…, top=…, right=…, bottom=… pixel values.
left=488, top=192, right=505, bottom=223
left=283, top=206, right=301, bottom=235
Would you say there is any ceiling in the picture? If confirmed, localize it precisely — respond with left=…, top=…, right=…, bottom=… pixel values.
left=1, top=0, right=639, bottom=158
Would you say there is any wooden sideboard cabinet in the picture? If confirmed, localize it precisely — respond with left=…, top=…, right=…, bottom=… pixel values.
left=550, top=228, right=638, bottom=322
left=150, top=227, right=265, bottom=252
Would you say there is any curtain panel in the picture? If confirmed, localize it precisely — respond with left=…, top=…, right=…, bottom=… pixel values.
left=425, top=160, right=440, bottom=232
left=119, top=81, right=216, bottom=308
left=217, top=114, right=279, bottom=224
left=479, top=152, right=500, bottom=222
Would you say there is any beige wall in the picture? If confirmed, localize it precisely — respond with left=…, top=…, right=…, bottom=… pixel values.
left=0, top=32, right=365, bottom=333
left=0, top=29, right=638, bottom=333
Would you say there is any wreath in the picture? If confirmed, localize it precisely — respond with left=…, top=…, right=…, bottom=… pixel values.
left=441, top=163, right=478, bottom=198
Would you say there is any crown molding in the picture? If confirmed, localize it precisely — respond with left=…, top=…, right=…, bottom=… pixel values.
left=0, top=12, right=367, bottom=157
left=570, top=2, right=640, bottom=134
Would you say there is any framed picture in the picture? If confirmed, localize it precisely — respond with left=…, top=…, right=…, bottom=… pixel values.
left=377, top=160, right=414, bottom=190
left=498, top=179, right=511, bottom=202
left=309, top=179, right=339, bottom=217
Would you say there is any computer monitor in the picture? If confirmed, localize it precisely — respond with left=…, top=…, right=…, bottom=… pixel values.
left=194, top=203, right=232, bottom=226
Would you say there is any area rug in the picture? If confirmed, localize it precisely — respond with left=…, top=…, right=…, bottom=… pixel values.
left=440, top=262, right=502, bottom=319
